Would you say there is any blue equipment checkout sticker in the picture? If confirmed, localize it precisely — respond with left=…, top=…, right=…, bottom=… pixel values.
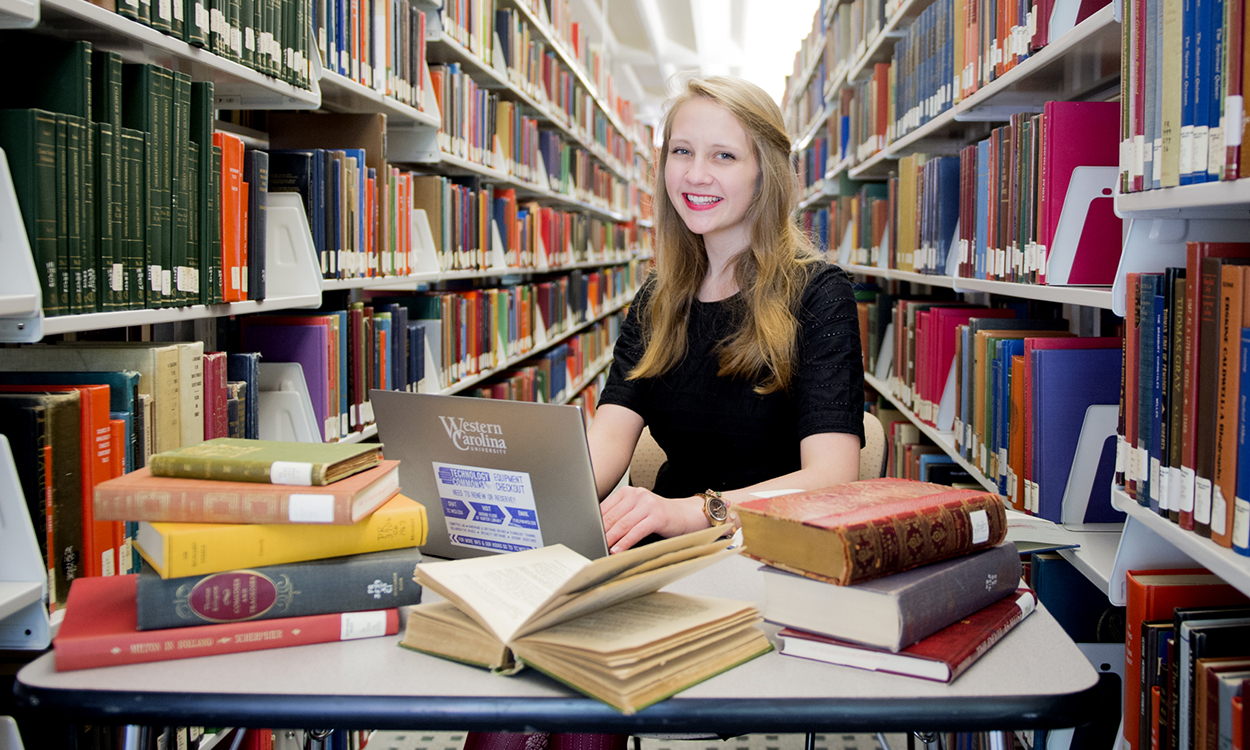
left=432, top=462, right=543, bottom=553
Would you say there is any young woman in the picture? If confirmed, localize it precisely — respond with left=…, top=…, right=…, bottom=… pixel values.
left=464, top=75, right=865, bottom=750
left=586, top=74, right=865, bottom=553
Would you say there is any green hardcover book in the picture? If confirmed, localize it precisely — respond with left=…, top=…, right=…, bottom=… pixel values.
left=189, top=81, right=213, bottom=305
left=94, top=122, right=118, bottom=312
left=186, top=0, right=210, bottom=47
left=240, top=0, right=254, bottom=68
left=115, top=0, right=141, bottom=23
left=170, top=0, right=184, bottom=44
left=226, top=0, right=241, bottom=62
left=0, top=109, right=64, bottom=316
left=171, top=71, right=191, bottom=307
left=210, top=142, right=223, bottom=304
left=90, top=51, right=124, bottom=130
left=210, top=0, right=228, bottom=57
left=62, top=115, right=84, bottom=315
left=148, top=438, right=383, bottom=485
left=187, top=141, right=200, bottom=304
left=152, top=0, right=173, bottom=36
left=121, top=64, right=160, bottom=309
left=82, top=116, right=98, bottom=312
left=157, top=67, right=174, bottom=308
left=118, top=127, right=146, bottom=309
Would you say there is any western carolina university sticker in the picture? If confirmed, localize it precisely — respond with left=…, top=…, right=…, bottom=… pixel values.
left=432, top=461, right=543, bottom=553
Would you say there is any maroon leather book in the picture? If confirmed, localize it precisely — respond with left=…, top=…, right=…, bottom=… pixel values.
left=777, top=588, right=1038, bottom=683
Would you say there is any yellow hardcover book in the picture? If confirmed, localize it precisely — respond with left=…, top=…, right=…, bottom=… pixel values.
left=134, top=493, right=427, bottom=578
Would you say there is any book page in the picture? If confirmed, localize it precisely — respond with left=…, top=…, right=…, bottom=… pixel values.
left=516, top=592, right=757, bottom=654
left=518, top=546, right=739, bottom=637
left=554, top=526, right=727, bottom=596
left=415, top=544, right=590, bottom=642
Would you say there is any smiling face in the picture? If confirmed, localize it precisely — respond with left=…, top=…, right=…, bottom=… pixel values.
left=663, top=97, right=761, bottom=255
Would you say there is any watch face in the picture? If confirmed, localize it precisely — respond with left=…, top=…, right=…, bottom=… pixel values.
left=707, top=496, right=729, bottom=522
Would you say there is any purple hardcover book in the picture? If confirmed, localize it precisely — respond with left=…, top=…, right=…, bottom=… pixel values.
left=241, top=321, right=331, bottom=442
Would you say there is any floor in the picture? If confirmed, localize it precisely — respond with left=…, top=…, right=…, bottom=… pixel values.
left=367, top=732, right=911, bottom=750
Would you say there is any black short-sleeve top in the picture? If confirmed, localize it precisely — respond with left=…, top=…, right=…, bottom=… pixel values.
left=598, top=262, right=865, bottom=499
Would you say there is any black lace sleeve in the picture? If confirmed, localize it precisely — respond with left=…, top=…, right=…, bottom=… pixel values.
left=793, top=264, right=866, bottom=445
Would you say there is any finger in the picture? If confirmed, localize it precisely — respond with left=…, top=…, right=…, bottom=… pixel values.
left=609, top=508, right=662, bottom=554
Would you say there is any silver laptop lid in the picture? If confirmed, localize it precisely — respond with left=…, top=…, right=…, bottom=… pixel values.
left=369, top=390, right=610, bottom=560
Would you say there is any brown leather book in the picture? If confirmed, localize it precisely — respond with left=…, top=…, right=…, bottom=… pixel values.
left=737, top=478, right=1007, bottom=586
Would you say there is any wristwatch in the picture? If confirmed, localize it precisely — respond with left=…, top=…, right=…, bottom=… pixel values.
left=699, top=489, right=740, bottom=533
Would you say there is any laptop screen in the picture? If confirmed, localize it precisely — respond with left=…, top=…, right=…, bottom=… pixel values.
left=370, top=390, right=610, bottom=560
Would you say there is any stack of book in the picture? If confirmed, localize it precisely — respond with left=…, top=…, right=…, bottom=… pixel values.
left=737, top=478, right=1038, bottom=683
left=51, top=438, right=429, bottom=671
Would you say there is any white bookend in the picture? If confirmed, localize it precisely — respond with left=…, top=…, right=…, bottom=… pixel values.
left=0, top=434, right=50, bottom=650
left=936, top=358, right=958, bottom=432
left=535, top=149, right=552, bottom=192
left=265, top=192, right=325, bottom=303
left=0, top=148, right=43, bottom=343
left=1059, top=404, right=1121, bottom=523
left=0, top=0, right=38, bottom=27
left=489, top=216, right=509, bottom=270
left=257, top=361, right=322, bottom=443
left=409, top=208, right=441, bottom=274
left=1110, top=216, right=1250, bottom=316
left=491, top=32, right=508, bottom=78
left=1045, top=166, right=1118, bottom=285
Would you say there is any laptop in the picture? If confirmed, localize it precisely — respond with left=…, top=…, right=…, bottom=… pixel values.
left=370, top=390, right=610, bottom=560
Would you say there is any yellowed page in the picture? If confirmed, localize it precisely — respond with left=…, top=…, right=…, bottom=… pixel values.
left=414, top=544, right=590, bottom=642
left=516, top=547, right=740, bottom=638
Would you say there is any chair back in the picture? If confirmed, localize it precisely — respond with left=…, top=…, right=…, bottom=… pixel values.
left=627, top=411, right=888, bottom=490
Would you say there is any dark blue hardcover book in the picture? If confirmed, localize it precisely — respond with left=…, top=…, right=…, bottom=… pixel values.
left=1182, top=0, right=1197, bottom=184
left=1032, top=347, right=1124, bottom=522
left=1031, top=552, right=1122, bottom=643
left=393, top=303, right=409, bottom=392
left=1235, top=328, right=1250, bottom=555
left=268, top=150, right=325, bottom=263
left=493, top=195, right=510, bottom=259
left=134, top=548, right=424, bottom=630
left=1194, top=0, right=1213, bottom=184
left=997, top=338, right=1026, bottom=494
left=976, top=139, right=990, bottom=278
left=936, top=156, right=960, bottom=268
left=1206, top=0, right=1225, bottom=182
left=1137, top=275, right=1163, bottom=504
left=336, top=0, right=346, bottom=76
left=495, top=11, right=511, bottom=64
left=407, top=322, right=426, bottom=391
left=226, top=351, right=261, bottom=440
left=243, top=148, right=268, bottom=301
left=1150, top=291, right=1166, bottom=514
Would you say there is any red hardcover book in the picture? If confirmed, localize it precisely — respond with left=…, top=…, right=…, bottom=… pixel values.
left=109, top=418, right=127, bottom=573
left=0, top=383, right=116, bottom=578
left=212, top=132, right=245, bottom=303
left=94, top=460, right=400, bottom=524
left=1235, top=694, right=1244, bottom=750
left=1153, top=685, right=1163, bottom=750
left=203, top=351, right=228, bottom=440
left=1038, top=101, right=1123, bottom=283
left=53, top=575, right=399, bottom=671
left=1227, top=0, right=1246, bottom=181
left=777, top=588, right=1037, bottom=683
left=1124, top=569, right=1250, bottom=750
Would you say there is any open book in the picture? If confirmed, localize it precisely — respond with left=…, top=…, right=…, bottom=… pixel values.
left=399, top=527, right=772, bottom=714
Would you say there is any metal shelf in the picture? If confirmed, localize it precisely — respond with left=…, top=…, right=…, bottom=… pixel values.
left=318, top=70, right=440, bottom=128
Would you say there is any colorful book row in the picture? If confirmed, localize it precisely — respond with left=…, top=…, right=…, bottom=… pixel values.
left=315, top=0, right=427, bottom=108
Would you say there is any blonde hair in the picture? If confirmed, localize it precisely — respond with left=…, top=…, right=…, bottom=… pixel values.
left=631, top=75, right=820, bottom=394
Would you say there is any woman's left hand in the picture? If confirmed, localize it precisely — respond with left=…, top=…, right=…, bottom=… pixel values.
left=599, top=486, right=707, bottom=553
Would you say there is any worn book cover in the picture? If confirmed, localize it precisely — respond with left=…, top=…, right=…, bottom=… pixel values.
left=134, top=546, right=422, bottom=629
left=399, top=527, right=769, bottom=714
left=134, top=492, right=426, bottom=579
left=736, top=478, right=1007, bottom=585
left=95, top=459, right=400, bottom=524
left=53, top=574, right=398, bottom=671
left=777, top=588, right=1038, bottom=683
left=761, top=542, right=1022, bottom=652
left=148, top=437, right=381, bottom=485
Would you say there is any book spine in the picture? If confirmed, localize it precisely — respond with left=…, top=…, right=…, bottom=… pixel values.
left=134, top=554, right=421, bottom=629
left=136, top=497, right=425, bottom=578
left=1234, top=327, right=1250, bottom=555
left=55, top=608, right=398, bottom=671
left=944, top=589, right=1036, bottom=682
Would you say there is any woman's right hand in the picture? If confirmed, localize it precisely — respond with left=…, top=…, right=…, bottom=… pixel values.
left=598, top=486, right=707, bottom=553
